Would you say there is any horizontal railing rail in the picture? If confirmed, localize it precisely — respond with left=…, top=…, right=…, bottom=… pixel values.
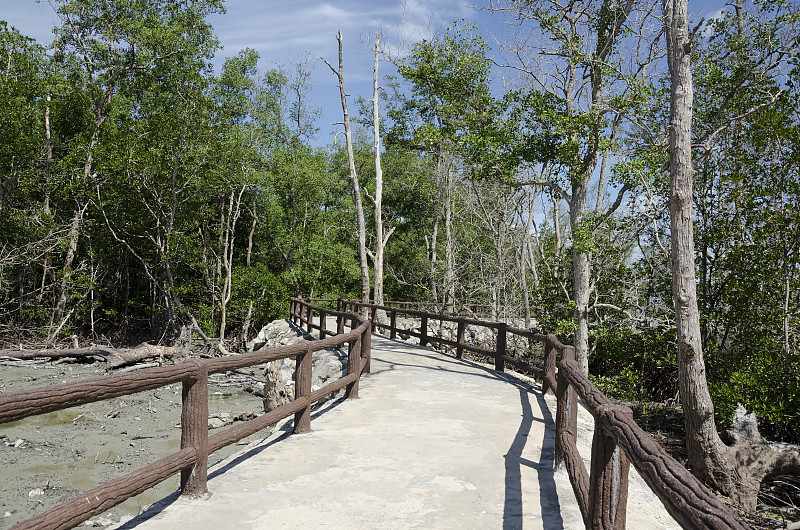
left=339, top=299, right=547, bottom=378
left=0, top=299, right=370, bottom=530
left=303, top=298, right=747, bottom=530
left=379, top=299, right=535, bottom=321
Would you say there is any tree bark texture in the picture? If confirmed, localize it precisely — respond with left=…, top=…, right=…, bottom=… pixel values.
left=571, top=185, right=591, bottom=375
left=52, top=203, right=88, bottom=329
left=663, top=0, right=729, bottom=478
left=443, top=161, right=456, bottom=312
left=661, top=0, right=800, bottom=510
left=663, top=0, right=736, bottom=495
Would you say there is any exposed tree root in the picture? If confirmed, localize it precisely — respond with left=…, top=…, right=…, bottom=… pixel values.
left=715, top=406, right=800, bottom=511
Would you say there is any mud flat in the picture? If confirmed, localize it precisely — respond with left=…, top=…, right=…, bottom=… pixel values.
left=0, top=360, right=269, bottom=529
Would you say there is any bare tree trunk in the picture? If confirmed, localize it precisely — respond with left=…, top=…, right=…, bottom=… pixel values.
left=324, top=31, right=370, bottom=309
left=664, top=0, right=727, bottom=482
left=443, top=161, right=456, bottom=313
left=247, top=195, right=257, bottom=269
left=784, top=271, right=792, bottom=355
left=38, top=80, right=55, bottom=303
left=43, top=92, right=53, bottom=216
left=219, top=186, right=245, bottom=341
left=553, top=193, right=563, bottom=257
left=518, top=244, right=531, bottom=328
left=427, top=153, right=447, bottom=303
left=571, top=185, right=591, bottom=375
left=51, top=202, right=88, bottom=330
left=520, top=186, right=539, bottom=328
left=371, top=36, right=394, bottom=312
left=428, top=193, right=440, bottom=302
left=525, top=186, right=541, bottom=290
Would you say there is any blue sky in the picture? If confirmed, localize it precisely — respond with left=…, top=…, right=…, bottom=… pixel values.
left=2, top=0, right=478, bottom=143
left=3, top=0, right=724, bottom=144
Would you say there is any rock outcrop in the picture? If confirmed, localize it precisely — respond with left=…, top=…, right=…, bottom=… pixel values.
left=248, top=319, right=348, bottom=413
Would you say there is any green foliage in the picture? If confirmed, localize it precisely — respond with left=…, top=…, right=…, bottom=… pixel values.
left=571, top=214, right=600, bottom=254
left=590, top=365, right=643, bottom=403
left=590, top=325, right=679, bottom=404
left=686, top=1, right=800, bottom=442
left=395, top=24, right=504, bottom=169
left=229, top=265, right=290, bottom=325
left=710, top=349, right=800, bottom=441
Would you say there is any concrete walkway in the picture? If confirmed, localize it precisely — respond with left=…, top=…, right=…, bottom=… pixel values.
left=120, top=331, right=678, bottom=529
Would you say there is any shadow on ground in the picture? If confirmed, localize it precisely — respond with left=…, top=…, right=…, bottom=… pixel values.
left=370, top=335, right=564, bottom=529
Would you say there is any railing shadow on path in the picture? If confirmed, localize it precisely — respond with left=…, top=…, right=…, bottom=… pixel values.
left=369, top=333, right=566, bottom=529
left=503, top=386, right=565, bottom=530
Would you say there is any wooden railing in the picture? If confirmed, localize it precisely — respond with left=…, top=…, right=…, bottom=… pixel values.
left=307, top=298, right=747, bottom=530
left=311, top=298, right=531, bottom=321
left=0, top=299, right=370, bottom=530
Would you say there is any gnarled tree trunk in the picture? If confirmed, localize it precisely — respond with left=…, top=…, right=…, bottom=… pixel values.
left=664, top=0, right=800, bottom=509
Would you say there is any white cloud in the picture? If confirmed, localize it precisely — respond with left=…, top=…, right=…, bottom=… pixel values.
left=2, top=0, right=479, bottom=143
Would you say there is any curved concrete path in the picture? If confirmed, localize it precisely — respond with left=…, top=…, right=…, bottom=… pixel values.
left=120, top=330, right=678, bottom=529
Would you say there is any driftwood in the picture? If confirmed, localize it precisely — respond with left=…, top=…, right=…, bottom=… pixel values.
left=0, top=344, right=189, bottom=368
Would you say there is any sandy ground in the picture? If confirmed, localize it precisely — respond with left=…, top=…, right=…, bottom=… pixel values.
left=0, top=360, right=268, bottom=529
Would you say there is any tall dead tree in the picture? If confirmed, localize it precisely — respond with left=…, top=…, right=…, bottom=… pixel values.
left=369, top=35, right=395, bottom=311
left=323, top=31, right=370, bottom=309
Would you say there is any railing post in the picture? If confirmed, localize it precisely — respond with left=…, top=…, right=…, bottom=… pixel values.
left=294, top=343, right=312, bottom=433
left=362, top=321, right=372, bottom=374
left=319, top=308, right=327, bottom=339
left=456, top=319, right=466, bottom=359
left=589, top=405, right=632, bottom=529
left=390, top=308, right=397, bottom=340
left=542, top=337, right=556, bottom=395
left=370, top=304, right=377, bottom=328
left=420, top=314, right=428, bottom=347
left=346, top=332, right=362, bottom=399
left=555, top=345, right=578, bottom=470
left=306, top=304, right=313, bottom=333
left=495, top=323, right=507, bottom=372
left=180, top=359, right=209, bottom=496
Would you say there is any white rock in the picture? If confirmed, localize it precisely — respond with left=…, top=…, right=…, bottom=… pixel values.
left=208, top=417, right=227, bottom=429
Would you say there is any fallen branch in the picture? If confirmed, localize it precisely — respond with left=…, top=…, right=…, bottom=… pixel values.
left=0, top=344, right=189, bottom=368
